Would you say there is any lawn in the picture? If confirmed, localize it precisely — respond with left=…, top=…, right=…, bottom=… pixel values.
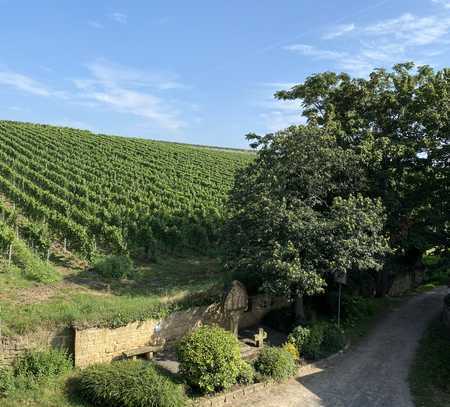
left=409, top=317, right=450, bottom=407
left=0, top=255, right=225, bottom=336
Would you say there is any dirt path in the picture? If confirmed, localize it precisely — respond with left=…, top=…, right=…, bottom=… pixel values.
left=237, top=288, right=446, bottom=407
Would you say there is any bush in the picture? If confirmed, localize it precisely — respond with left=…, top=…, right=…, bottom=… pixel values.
left=341, top=295, right=375, bottom=326
left=254, top=347, right=297, bottom=382
left=14, top=348, right=72, bottom=380
left=321, top=323, right=346, bottom=355
left=0, top=366, right=15, bottom=398
left=237, top=360, right=255, bottom=385
left=290, top=322, right=346, bottom=360
left=282, top=342, right=300, bottom=361
left=177, top=325, right=242, bottom=394
left=288, top=325, right=310, bottom=355
left=301, top=323, right=325, bottom=360
left=78, top=360, right=185, bottom=407
left=92, top=255, right=133, bottom=279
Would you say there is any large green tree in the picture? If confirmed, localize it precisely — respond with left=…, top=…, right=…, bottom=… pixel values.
left=276, top=63, right=449, bottom=271
left=223, top=125, right=390, bottom=317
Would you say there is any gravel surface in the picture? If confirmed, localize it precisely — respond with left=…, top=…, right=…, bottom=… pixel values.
left=236, top=287, right=446, bottom=407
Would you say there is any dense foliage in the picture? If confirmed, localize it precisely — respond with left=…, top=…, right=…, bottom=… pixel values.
left=223, top=124, right=390, bottom=308
left=14, top=349, right=72, bottom=380
left=276, top=63, right=449, bottom=289
left=0, top=120, right=252, bottom=259
left=288, top=322, right=345, bottom=360
left=0, top=220, right=59, bottom=283
left=177, top=325, right=243, bottom=394
left=77, top=360, right=186, bottom=407
left=92, top=255, right=134, bottom=279
left=254, top=346, right=297, bottom=381
left=0, top=366, right=14, bottom=398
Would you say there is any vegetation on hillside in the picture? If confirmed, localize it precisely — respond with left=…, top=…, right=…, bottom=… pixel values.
left=0, top=120, right=252, bottom=259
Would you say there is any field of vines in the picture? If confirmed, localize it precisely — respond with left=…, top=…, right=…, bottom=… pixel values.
left=0, top=120, right=253, bottom=260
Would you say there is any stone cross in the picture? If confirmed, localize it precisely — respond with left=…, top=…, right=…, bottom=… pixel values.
left=223, top=281, right=248, bottom=336
left=254, top=328, right=267, bottom=348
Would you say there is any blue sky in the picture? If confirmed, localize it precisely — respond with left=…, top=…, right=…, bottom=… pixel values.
left=1, top=0, right=450, bottom=148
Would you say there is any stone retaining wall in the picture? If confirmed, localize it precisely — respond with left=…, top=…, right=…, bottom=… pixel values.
left=0, top=328, right=73, bottom=366
left=0, top=295, right=287, bottom=368
left=74, top=295, right=287, bottom=368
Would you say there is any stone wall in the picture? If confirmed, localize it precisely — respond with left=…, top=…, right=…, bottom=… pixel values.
left=74, top=295, right=286, bottom=368
left=0, top=294, right=286, bottom=368
left=0, top=328, right=73, bottom=366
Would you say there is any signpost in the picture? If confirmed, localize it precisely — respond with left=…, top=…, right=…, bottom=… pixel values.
left=334, top=272, right=347, bottom=328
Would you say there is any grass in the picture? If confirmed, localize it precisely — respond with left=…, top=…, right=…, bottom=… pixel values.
left=409, top=317, right=450, bottom=407
left=0, top=255, right=225, bottom=336
left=1, top=371, right=87, bottom=407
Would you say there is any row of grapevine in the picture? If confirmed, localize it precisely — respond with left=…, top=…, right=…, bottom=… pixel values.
left=0, top=120, right=252, bottom=258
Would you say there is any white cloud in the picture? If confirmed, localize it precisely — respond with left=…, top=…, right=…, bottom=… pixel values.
left=0, top=71, right=52, bottom=96
left=283, top=44, right=346, bottom=60
left=109, top=12, right=127, bottom=24
left=74, top=60, right=186, bottom=131
left=433, top=0, right=450, bottom=9
left=88, top=21, right=104, bottom=29
left=323, top=23, right=355, bottom=40
left=284, top=9, right=450, bottom=76
left=365, top=13, right=450, bottom=46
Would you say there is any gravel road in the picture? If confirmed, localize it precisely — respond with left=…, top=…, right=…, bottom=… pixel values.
left=236, top=287, right=446, bottom=407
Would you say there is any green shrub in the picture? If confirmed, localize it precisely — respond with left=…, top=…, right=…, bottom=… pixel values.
left=254, top=347, right=297, bottom=382
left=282, top=342, right=300, bottom=361
left=237, top=360, right=255, bottom=385
left=288, top=325, right=310, bottom=355
left=14, top=348, right=72, bottom=380
left=341, top=295, right=375, bottom=326
left=321, top=323, right=346, bottom=355
left=301, top=323, right=325, bottom=360
left=78, top=360, right=185, bottom=407
left=92, top=255, right=133, bottom=279
left=177, top=325, right=242, bottom=394
left=291, top=322, right=346, bottom=360
left=0, top=366, right=15, bottom=398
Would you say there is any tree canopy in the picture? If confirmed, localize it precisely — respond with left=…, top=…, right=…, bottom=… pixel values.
left=223, top=125, right=390, bottom=299
left=276, top=62, right=449, bottom=260
left=223, top=63, right=449, bottom=300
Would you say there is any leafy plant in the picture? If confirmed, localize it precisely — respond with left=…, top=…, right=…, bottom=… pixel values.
left=92, top=255, right=134, bottom=279
left=0, top=366, right=15, bottom=398
left=14, top=348, right=72, bottom=380
left=77, top=360, right=186, bottom=407
left=177, top=325, right=242, bottom=394
left=254, top=347, right=297, bottom=382
left=282, top=342, right=300, bottom=361
left=288, top=326, right=311, bottom=356
left=321, top=323, right=346, bottom=355
left=237, top=360, right=255, bottom=385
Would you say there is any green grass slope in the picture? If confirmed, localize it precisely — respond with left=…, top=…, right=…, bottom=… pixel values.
left=0, top=120, right=252, bottom=258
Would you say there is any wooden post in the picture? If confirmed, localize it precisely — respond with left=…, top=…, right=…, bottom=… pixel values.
left=8, top=243, right=12, bottom=266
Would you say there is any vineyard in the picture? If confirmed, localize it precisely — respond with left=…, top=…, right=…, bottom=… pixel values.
left=0, top=120, right=253, bottom=261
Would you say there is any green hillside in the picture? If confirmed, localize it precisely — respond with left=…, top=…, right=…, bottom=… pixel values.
left=0, top=120, right=253, bottom=259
